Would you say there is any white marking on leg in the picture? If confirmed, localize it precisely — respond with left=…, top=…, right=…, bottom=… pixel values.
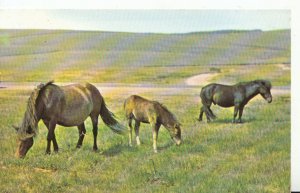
left=129, top=133, right=132, bottom=147
left=136, top=136, right=141, bottom=145
left=153, top=132, right=157, bottom=153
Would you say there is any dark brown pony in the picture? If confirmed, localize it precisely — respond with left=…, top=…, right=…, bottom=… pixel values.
left=124, top=95, right=181, bottom=153
left=14, top=81, right=127, bottom=158
left=198, top=80, right=272, bottom=123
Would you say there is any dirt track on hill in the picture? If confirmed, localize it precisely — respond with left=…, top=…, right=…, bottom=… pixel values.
left=183, top=63, right=290, bottom=96
left=0, top=63, right=290, bottom=96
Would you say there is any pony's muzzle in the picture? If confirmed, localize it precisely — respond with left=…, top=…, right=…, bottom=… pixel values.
left=15, top=152, right=25, bottom=159
left=267, top=96, right=272, bottom=103
left=173, top=138, right=181, bottom=146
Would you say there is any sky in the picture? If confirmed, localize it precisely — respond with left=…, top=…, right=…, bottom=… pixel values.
left=0, top=10, right=290, bottom=33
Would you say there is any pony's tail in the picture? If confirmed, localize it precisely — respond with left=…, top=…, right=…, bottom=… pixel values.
left=200, top=86, right=216, bottom=119
left=200, top=88, right=209, bottom=106
left=100, top=99, right=127, bottom=135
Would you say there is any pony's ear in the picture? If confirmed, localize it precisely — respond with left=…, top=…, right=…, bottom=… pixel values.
left=19, top=132, right=35, bottom=140
left=254, top=80, right=262, bottom=85
left=12, top=125, right=20, bottom=132
left=255, top=80, right=266, bottom=87
left=261, top=81, right=266, bottom=87
left=25, top=132, right=35, bottom=138
left=259, top=80, right=272, bottom=90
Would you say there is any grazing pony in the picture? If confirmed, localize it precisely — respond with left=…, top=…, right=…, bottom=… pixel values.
left=198, top=80, right=272, bottom=123
left=124, top=95, right=181, bottom=153
left=14, top=81, right=127, bottom=158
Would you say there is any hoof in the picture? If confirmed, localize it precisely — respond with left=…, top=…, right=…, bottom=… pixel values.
left=128, top=143, right=133, bottom=147
left=76, top=145, right=82, bottom=149
left=154, top=149, right=158, bottom=153
left=45, top=151, right=51, bottom=155
left=236, top=118, right=243, bottom=123
left=93, top=147, right=98, bottom=152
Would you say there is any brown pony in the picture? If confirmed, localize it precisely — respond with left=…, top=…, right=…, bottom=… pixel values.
left=198, top=80, right=272, bottom=123
left=14, top=81, right=127, bottom=158
left=124, top=95, right=181, bottom=153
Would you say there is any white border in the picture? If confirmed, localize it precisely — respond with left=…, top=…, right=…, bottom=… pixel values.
left=291, top=0, right=300, bottom=191
left=0, top=0, right=298, bottom=191
left=0, top=0, right=292, bottom=9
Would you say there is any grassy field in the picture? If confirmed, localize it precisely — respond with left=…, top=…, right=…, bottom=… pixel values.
left=0, top=29, right=290, bottom=192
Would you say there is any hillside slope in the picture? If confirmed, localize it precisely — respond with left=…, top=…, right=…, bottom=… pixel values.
left=0, top=29, right=290, bottom=84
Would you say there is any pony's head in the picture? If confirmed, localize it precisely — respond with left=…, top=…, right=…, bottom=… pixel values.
left=12, top=81, right=52, bottom=158
left=13, top=125, right=35, bottom=158
left=255, top=80, right=272, bottom=103
left=169, top=123, right=182, bottom=146
left=158, top=103, right=182, bottom=146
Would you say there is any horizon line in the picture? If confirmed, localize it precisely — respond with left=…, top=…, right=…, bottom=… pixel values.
left=0, top=28, right=291, bottom=35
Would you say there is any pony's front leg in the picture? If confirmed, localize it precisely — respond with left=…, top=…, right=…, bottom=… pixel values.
left=232, top=105, right=239, bottom=123
left=152, top=123, right=160, bottom=153
left=46, top=119, right=58, bottom=154
left=134, top=121, right=141, bottom=145
left=237, top=106, right=244, bottom=123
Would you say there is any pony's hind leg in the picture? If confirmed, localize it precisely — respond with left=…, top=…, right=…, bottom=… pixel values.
left=128, top=118, right=133, bottom=146
left=198, top=106, right=204, bottom=121
left=91, top=115, right=99, bottom=151
left=202, top=105, right=214, bottom=122
left=208, top=106, right=216, bottom=119
left=204, top=110, right=212, bottom=122
left=76, top=123, right=86, bottom=148
left=134, top=121, right=141, bottom=145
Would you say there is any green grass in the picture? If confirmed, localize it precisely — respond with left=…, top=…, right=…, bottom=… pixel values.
left=0, top=88, right=290, bottom=192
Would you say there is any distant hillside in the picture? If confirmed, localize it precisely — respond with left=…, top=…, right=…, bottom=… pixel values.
left=0, top=29, right=290, bottom=83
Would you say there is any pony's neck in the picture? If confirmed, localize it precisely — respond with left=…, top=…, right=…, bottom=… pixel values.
left=159, top=109, right=177, bottom=130
left=20, top=96, right=43, bottom=135
left=34, top=100, right=43, bottom=121
left=161, top=119, right=176, bottom=129
left=245, top=83, right=260, bottom=102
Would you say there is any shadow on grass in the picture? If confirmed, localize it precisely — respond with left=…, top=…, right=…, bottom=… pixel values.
left=102, top=143, right=137, bottom=157
left=157, top=141, right=174, bottom=151
left=203, top=117, right=257, bottom=124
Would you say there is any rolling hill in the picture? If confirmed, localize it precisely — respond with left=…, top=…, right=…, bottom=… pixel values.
left=0, top=29, right=290, bottom=84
